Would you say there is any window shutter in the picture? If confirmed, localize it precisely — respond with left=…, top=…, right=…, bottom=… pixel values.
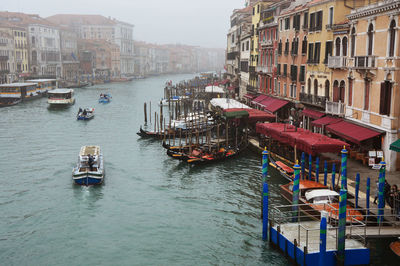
left=379, top=82, right=385, bottom=114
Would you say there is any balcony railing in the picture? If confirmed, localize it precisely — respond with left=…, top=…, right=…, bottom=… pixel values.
left=260, top=39, right=273, bottom=47
left=256, top=65, right=272, bottom=74
left=249, top=66, right=256, bottom=74
left=328, top=56, right=348, bottom=69
left=326, top=101, right=345, bottom=116
left=353, top=56, right=377, bottom=69
left=227, top=51, right=238, bottom=60
left=300, top=92, right=327, bottom=107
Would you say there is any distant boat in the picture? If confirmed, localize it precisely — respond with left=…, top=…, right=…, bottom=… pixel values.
left=99, top=93, right=111, bottom=103
left=47, top=88, right=75, bottom=106
left=72, top=145, right=104, bottom=186
left=77, top=108, right=94, bottom=120
left=0, top=98, right=21, bottom=108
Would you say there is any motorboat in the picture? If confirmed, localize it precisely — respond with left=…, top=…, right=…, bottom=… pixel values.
left=72, top=146, right=104, bottom=185
left=47, top=88, right=75, bottom=106
left=280, top=180, right=363, bottom=222
left=77, top=108, right=94, bottom=120
left=99, top=93, right=111, bottom=103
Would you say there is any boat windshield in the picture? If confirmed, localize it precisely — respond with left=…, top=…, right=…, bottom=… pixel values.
left=48, top=93, right=71, bottom=99
left=312, top=195, right=336, bottom=204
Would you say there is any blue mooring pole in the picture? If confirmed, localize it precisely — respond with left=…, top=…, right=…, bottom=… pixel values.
left=378, top=160, right=386, bottom=224
left=292, top=162, right=301, bottom=222
left=337, top=188, right=347, bottom=265
left=301, top=152, right=305, bottom=180
left=315, top=157, right=320, bottom=183
left=366, top=177, right=371, bottom=216
left=355, top=173, right=360, bottom=209
left=340, top=147, right=348, bottom=190
left=323, top=160, right=328, bottom=186
left=308, top=154, right=312, bottom=180
left=262, top=149, right=269, bottom=240
left=331, top=163, right=336, bottom=190
left=319, top=211, right=327, bottom=266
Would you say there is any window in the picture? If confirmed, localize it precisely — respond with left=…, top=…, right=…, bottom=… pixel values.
left=380, top=81, right=392, bottom=115
left=364, top=79, right=370, bottom=110
left=316, top=11, right=323, bottom=31
left=266, top=30, right=269, bottom=40
left=277, top=64, right=281, bottom=75
left=367, top=24, right=374, bottom=56
left=292, top=38, right=298, bottom=55
left=253, top=7, right=255, bottom=15
left=348, top=78, right=353, bottom=106
left=280, top=19, right=283, bottom=31
left=285, top=17, right=290, bottom=30
left=299, top=66, right=305, bottom=82
left=284, top=83, right=287, bottom=96
left=285, top=39, right=289, bottom=55
left=314, top=42, right=321, bottom=64
left=302, top=36, right=307, bottom=54
left=308, top=43, right=314, bottom=62
left=291, top=65, right=297, bottom=82
left=325, top=41, right=332, bottom=64
left=351, top=27, right=356, bottom=57
left=335, top=38, right=341, bottom=56
left=389, top=20, right=396, bottom=57
left=257, top=4, right=260, bottom=13
left=278, top=40, right=282, bottom=55
left=274, top=79, right=277, bottom=94
left=342, top=37, right=347, bottom=56
left=303, top=12, right=309, bottom=29
left=278, top=81, right=281, bottom=95
left=293, top=14, right=300, bottom=31
left=232, top=34, right=235, bottom=43
left=246, top=41, right=249, bottom=50
left=242, top=43, right=244, bottom=51
left=309, top=13, right=315, bottom=31
left=329, top=7, right=333, bottom=26
left=283, top=64, right=287, bottom=77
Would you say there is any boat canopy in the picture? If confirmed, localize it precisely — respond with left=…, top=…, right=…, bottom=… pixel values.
left=205, top=85, right=225, bottom=93
left=305, top=189, right=339, bottom=201
left=79, top=145, right=100, bottom=156
left=48, top=89, right=73, bottom=94
left=223, top=109, right=249, bottom=119
left=210, top=98, right=251, bottom=110
left=256, top=123, right=348, bottom=155
left=224, top=108, right=275, bottom=123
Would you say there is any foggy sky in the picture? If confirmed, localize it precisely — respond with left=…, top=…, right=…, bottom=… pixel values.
left=2, top=0, right=245, bottom=48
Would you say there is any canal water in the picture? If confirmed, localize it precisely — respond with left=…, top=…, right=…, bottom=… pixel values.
left=0, top=74, right=396, bottom=265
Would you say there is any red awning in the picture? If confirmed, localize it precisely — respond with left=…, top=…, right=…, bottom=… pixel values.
left=251, top=95, right=268, bottom=105
left=225, top=108, right=275, bottom=123
left=227, top=86, right=234, bottom=91
left=243, top=93, right=257, bottom=99
left=264, top=98, right=289, bottom=113
left=326, top=121, right=382, bottom=144
left=221, top=79, right=229, bottom=85
left=311, top=116, right=342, bottom=128
left=256, top=123, right=348, bottom=155
left=302, top=108, right=325, bottom=119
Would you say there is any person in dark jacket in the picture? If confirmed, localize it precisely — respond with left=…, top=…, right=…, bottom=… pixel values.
left=88, top=154, right=94, bottom=171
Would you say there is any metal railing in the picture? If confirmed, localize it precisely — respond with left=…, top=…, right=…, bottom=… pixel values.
left=256, top=65, right=272, bottom=73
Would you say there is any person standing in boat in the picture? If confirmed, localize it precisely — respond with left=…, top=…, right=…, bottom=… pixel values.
left=88, top=154, right=94, bottom=171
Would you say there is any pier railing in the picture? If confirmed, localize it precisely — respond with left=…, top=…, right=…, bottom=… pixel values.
left=270, top=203, right=367, bottom=251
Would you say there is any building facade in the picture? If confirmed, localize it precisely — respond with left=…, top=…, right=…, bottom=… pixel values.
left=60, top=29, right=79, bottom=81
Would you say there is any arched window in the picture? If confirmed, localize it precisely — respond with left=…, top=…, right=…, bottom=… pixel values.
left=325, top=80, right=330, bottom=100
left=314, top=79, right=318, bottom=96
left=335, top=38, right=341, bottom=56
left=307, top=78, right=311, bottom=94
left=389, top=20, right=396, bottom=57
left=342, top=37, right=348, bottom=57
left=339, top=80, right=345, bottom=102
left=351, top=27, right=356, bottom=57
left=368, top=24, right=374, bottom=56
left=302, top=36, right=307, bottom=54
left=333, top=80, right=339, bottom=102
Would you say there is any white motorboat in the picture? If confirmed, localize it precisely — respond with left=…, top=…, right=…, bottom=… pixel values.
left=72, top=146, right=104, bottom=185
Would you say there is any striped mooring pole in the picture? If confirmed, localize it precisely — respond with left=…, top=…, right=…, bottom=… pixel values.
left=355, top=173, right=360, bottom=209
left=308, top=154, right=312, bottom=180
left=337, top=188, right=347, bottom=265
left=331, top=163, right=336, bottom=190
left=292, top=162, right=301, bottom=222
left=366, top=177, right=371, bottom=215
left=323, top=160, right=328, bottom=186
left=301, top=152, right=305, bottom=180
left=319, top=211, right=328, bottom=266
left=262, top=149, right=269, bottom=240
left=378, top=160, right=386, bottom=224
left=315, top=156, right=320, bottom=183
left=340, top=147, right=348, bottom=190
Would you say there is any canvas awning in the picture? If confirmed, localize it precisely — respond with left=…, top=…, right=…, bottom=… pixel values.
left=264, top=98, right=289, bottom=113
left=251, top=94, right=268, bottom=105
left=224, top=108, right=275, bottom=123
left=256, top=123, right=348, bottom=155
left=205, top=86, right=225, bottom=93
left=326, top=121, right=382, bottom=144
left=311, top=116, right=342, bottom=128
left=243, top=93, right=257, bottom=99
left=210, top=98, right=251, bottom=109
left=302, top=108, right=325, bottom=120
left=223, top=110, right=249, bottom=119
left=390, top=139, right=400, bottom=152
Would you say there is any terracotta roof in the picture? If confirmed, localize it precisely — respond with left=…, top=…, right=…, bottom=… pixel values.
left=0, top=11, right=56, bottom=27
left=47, top=14, right=116, bottom=26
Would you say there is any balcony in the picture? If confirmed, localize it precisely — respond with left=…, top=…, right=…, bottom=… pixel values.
left=353, top=56, right=377, bottom=69
left=328, top=56, right=348, bottom=69
left=256, top=65, right=272, bottom=74
left=0, top=56, right=9, bottom=61
left=227, top=52, right=238, bottom=60
left=260, top=39, right=273, bottom=47
left=249, top=66, right=256, bottom=74
left=300, top=92, right=327, bottom=108
left=325, top=101, right=345, bottom=116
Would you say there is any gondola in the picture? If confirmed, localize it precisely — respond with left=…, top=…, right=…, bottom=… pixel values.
left=268, top=152, right=294, bottom=181
left=136, top=127, right=164, bottom=138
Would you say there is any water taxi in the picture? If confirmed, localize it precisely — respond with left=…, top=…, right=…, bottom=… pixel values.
left=72, top=146, right=104, bottom=185
left=99, top=93, right=111, bottom=103
left=0, top=82, right=38, bottom=106
left=77, top=108, right=94, bottom=120
left=47, top=89, right=75, bottom=106
left=280, top=180, right=363, bottom=223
